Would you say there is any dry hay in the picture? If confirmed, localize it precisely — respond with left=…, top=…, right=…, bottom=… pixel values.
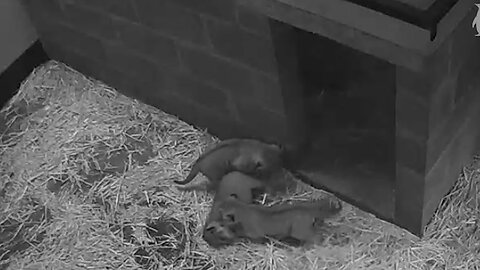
left=0, top=60, right=478, bottom=270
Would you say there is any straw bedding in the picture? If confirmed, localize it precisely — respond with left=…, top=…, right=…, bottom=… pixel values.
left=0, top=61, right=478, bottom=270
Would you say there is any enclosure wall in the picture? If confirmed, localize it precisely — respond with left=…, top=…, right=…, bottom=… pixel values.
left=394, top=8, right=480, bottom=232
left=21, top=0, right=288, bottom=143
left=0, top=0, right=38, bottom=73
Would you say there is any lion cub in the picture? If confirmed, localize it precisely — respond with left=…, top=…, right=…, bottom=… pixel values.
left=202, top=172, right=267, bottom=247
left=174, top=138, right=283, bottom=191
left=214, top=196, right=342, bottom=245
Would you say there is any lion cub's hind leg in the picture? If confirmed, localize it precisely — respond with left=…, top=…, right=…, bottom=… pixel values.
left=288, top=217, right=317, bottom=245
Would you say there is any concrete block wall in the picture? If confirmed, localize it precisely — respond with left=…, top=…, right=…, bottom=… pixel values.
left=0, top=0, right=38, bottom=73
left=394, top=7, right=480, bottom=232
left=21, top=0, right=288, bottom=142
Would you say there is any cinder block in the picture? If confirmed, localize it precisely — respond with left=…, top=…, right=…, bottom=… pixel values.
left=178, top=45, right=254, bottom=97
left=395, top=66, right=432, bottom=104
left=428, top=76, right=456, bottom=135
left=61, top=2, right=117, bottom=40
left=69, top=0, right=138, bottom=21
left=234, top=99, right=287, bottom=141
left=41, top=40, right=105, bottom=81
left=450, top=8, right=480, bottom=75
left=423, top=94, right=480, bottom=227
left=455, top=55, right=480, bottom=104
left=21, top=0, right=65, bottom=22
left=112, top=18, right=180, bottom=69
left=250, top=72, right=284, bottom=114
left=164, top=70, right=230, bottom=114
left=133, top=0, right=207, bottom=46
left=151, top=92, right=241, bottom=139
left=394, top=164, right=425, bottom=236
left=395, top=84, right=429, bottom=141
left=206, top=19, right=277, bottom=74
left=395, top=133, right=427, bottom=174
left=102, top=41, right=161, bottom=86
left=426, top=60, right=480, bottom=171
left=171, top=0, right=236, bottom=21
left=100, top=64, right=166, bottom=103
left=38, top=22, right=106, bottom=62
left=236, top=4, right=271, bottom=36
left=188, top=106, right=241, bottom=139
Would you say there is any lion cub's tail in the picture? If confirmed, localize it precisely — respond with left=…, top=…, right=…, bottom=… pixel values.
left=174, top=161, right=200, bottom=185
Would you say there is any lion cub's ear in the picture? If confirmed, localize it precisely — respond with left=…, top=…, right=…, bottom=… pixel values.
left=220, top=207, right=237, bottom=224
left=225, top=213, right=236, bottom=223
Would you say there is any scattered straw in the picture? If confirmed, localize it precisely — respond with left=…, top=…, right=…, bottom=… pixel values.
left=0, top=60, right=478, bottom=270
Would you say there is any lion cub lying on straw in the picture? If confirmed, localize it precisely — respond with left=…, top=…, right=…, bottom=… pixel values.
left=174, top=138, right=283, bottom=191
left=204, top=196, right=342, bottom=247
left=202, top=172, right=269, bottom=247
left=214, top=171, right=267, bottom=203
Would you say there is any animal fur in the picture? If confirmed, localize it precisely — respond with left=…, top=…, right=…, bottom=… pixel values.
left=214, top=196, right=342, bottom=245
left=202, top=220, right=242, bottom=248
left=174, top=138, right=283, bottom=190
left=215, top=171, right=267, bottom=203
left=202, top=172, right=267, bottom=246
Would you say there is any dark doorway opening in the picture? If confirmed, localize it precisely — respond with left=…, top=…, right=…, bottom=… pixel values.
left=292, top=30, right=397, bottom=220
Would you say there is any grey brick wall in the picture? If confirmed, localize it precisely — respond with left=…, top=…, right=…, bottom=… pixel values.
left=21, top=0, right=288, bottom=143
